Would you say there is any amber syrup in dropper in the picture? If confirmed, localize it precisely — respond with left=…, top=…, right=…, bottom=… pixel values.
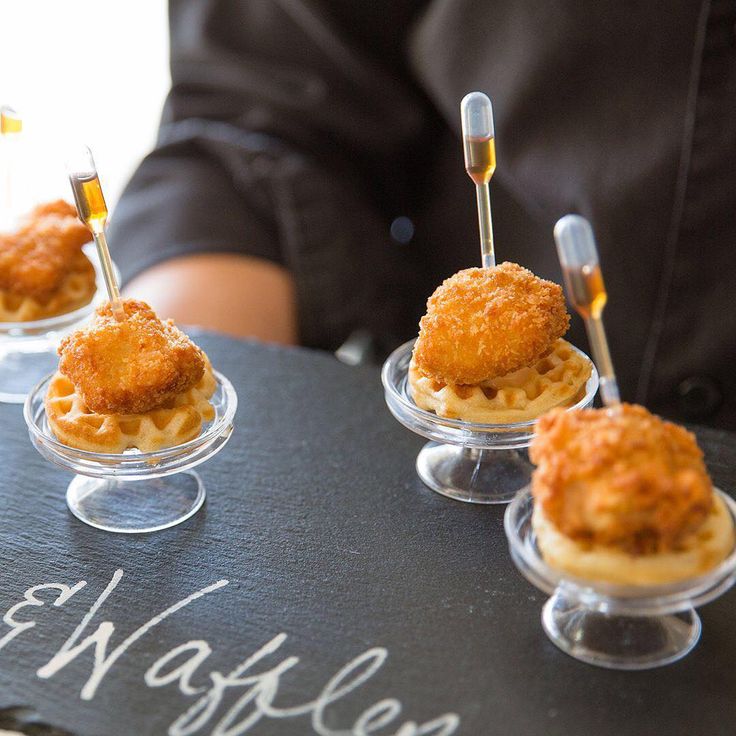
left=70, top=172, right=108, bottom=233
left=0, top=107, right=22, bottom=135
left=463, top=135, right=496, bottom=185
left=68, top=167, right=124, bottom=315
left=564, top=263, right=607, bottom=319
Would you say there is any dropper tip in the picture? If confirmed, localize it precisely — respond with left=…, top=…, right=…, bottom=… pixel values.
left=111, top=300, right=127, bottom=322
left=600, top=377, right=622, bottom=407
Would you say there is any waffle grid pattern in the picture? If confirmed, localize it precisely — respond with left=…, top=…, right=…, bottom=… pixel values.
left=0, top=252, right=96, bottom=322
left=45, top=362, right=217, bottom=453
left=409, top=339, right=592, bottom=424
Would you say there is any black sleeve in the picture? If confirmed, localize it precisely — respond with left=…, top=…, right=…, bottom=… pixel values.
left=109, top=0, right=431, bottom=350
left=109, top=137, right=279, bottom=276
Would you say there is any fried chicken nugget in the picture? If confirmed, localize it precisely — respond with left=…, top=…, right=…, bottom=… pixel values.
left=530, top=404, right=714, bottom=555
left=413, top=263, right=570, bottom=385
left=58, top=299, right=205, bottom=415
left=0, top=200, right=90, bottom=301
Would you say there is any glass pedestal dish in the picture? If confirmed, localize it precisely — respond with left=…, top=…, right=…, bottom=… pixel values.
left=505, top=487, right=736, bottom=669
left=24, top=371, right=237, bottom=533
left=0, top=244, right=113, bottom=403
left=382, top=340, right=599, bottom=504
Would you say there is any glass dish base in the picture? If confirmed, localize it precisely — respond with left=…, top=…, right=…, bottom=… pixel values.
left=66, top=471, right=206, bottom=534
left=25, top=370, right=237, bottom=534
left=541, top=586, right=701, bottom=669
left=0, top=338, right=59, bottom=403
left=417, top=442, right=533, bottom=504
left=383, top=340, right=598, bottom=505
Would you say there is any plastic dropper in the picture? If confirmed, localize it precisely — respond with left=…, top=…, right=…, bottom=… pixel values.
left=553, top=215, right=620, bottom=407
left=461, top=92, right=496, bottom=268
left=66, top=146, right=125, bottom=321
left=0, top=106, right=22, bottom=135
left=1, top=106, right=23, bottom=219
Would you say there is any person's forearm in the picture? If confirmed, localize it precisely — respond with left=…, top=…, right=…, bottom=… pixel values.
left=123, top=252, right=297, bottom=345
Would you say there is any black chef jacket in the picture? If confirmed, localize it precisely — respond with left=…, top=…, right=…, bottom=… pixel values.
left=108, top=0, right=736, bottom=429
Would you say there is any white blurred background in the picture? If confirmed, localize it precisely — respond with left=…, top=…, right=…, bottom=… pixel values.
left=0, top=0, right=170, bottom=211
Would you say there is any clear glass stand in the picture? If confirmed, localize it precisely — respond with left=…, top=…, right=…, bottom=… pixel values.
left=505, top=487, right=736, bottom=669
left=0, top=244, right=113, bottom=403
left=65, top=473, right=206, bottom=534
left=382, top=340, right=598, bottom=504
left=541, top=587, right=701, bottom=669
left=24, top=370, right=237, bottom=534
left=416, top=443, right=534, bottom=503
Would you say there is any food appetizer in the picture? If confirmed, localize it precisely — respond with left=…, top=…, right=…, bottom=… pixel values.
left=45, top=299, right=216, bottom=453
left=530, top=403, right=735, bottom=585
left=0, top=200, right=95, bottom=321
left=409, top=262, right=592, bottom=423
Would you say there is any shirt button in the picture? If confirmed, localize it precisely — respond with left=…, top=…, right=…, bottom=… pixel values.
left=675, top=376, right=723, bottom=420
left=390, top=216, right=415, bottom=244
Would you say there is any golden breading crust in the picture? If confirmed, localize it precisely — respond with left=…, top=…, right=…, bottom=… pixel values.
left=45, top=360, right=216, bottom=453
left=0, top=200, right=90, bottom=301
left=58, top=299, right=205, bottom=415
left=530, top=404, right=714, bottom=555
left=0, top=250, right=96, bottom=322
left=412, top=263, right=570, bottom=385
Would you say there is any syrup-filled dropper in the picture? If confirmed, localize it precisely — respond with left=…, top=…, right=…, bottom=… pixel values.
left=554, top=214, right=620, bottom=407
left=66, top=146, right=125, bottom=321
left=0, top=105, right=22, bottom=135
left=1, top=106, right=23, bottom=218
left=461, top=92, right=497, bottom=268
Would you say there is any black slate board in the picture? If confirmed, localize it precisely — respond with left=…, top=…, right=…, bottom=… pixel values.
left=1, top=334, right=735, bottom=736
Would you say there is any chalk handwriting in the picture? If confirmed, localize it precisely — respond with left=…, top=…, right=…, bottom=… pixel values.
left=0, top=580, right=87, bottom=653
left=0, top=570, right=461, bottom=735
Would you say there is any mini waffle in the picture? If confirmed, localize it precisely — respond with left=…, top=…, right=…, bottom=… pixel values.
left=0, top=251, right=95, bottom=322
left=532, top=494, right=735, bottom=585
left=409, top=339, right=592, bottom=424
left=45, top=360, right=217, bottom=453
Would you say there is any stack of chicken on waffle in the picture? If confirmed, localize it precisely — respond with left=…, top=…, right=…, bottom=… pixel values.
left=529, top=403, right=735, bottom=584
left=409, top=262, right=592, bottom=424
left=45, top=299, right=216, bottom=453
left=0, top=201, right=96, bottom=321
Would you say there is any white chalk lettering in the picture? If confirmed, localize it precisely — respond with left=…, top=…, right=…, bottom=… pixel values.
left=2, top=570, right=462, bottom=735
left=166, top=634, right=299, bottom=736
left=0, top=580, right=87, bottom=653
left=161, top=642, right=460, bottom=735
left=145, top=640, right=213, bottom=696
left=37, top=569, right=228, bottom=700
left=353, top=699, right=402, bottom=733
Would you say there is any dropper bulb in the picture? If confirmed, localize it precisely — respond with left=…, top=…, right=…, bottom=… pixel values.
left=461, top=92, right=496, bottom=187
left=553, top=214, right=599, bottom=270
left=65, top=144, right=97, bottom=179
left=461, top=92, right=494, bottom=139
